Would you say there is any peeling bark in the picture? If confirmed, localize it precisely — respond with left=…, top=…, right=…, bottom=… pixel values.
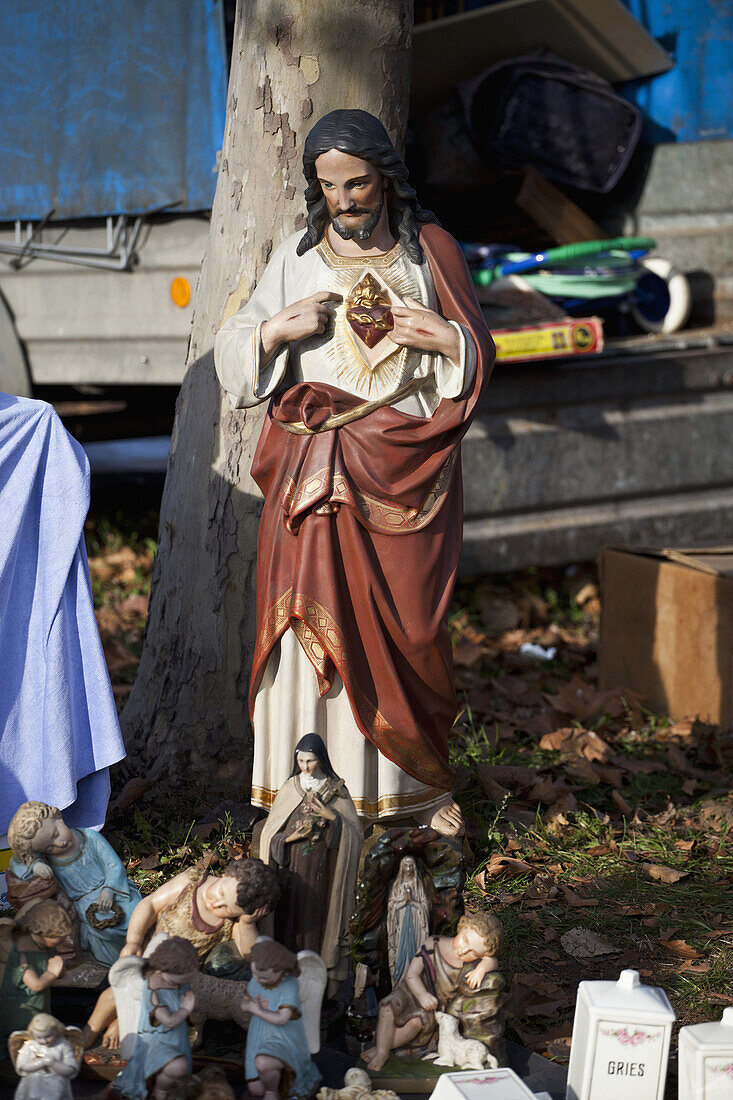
left=121, top=0, right=413, bottom=795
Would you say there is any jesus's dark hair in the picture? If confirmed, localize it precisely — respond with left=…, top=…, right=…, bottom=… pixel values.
left=297, top=109, right=438, bottom=264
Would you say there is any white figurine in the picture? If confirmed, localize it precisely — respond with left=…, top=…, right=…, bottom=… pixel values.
left=428, top=1011, right=497, bottom=1070
left=317, top=1067, right=400, bottom=1100
left=9, top=1013, right=82, bottom=1100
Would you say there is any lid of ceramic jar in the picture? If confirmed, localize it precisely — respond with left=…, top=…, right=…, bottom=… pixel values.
left=578, top=970, right=675, bottom=1020
left=680, top=1007, right=733, bottom=1048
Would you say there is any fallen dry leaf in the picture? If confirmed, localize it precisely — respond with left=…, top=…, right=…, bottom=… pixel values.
left=527, top=776, right=558, bottom=804
left=482, top=853, right=535, bottom=879
left=667, top=744, right=696, bottom=776
left=560, top=884, right=599, bottom=908
left=110, top=777, right=153, bottom=812
left=679, top=959, right=711, bottom=973
left=477, top=593, right=522, bottom=635
left=566, top=758, right=602, bottom=786
left=452, top=642, right=486, bottom=668
left=139, top=847, right=160, bottom=870
left=660, top=939, right=701, bottom=960
left=561, top=927, right=617, bottom=959
left=665, top=717, right=697, bottom=739
left=643, top=862, right=690, bottom=884
left=119, top=593, right=149, bottom=618
left=545, top=677, right=643, bottom=723
left=611, top=790, right=633, bottom=815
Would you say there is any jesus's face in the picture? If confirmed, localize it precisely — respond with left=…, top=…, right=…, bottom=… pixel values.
left=315, top=150, right=385, bottom=242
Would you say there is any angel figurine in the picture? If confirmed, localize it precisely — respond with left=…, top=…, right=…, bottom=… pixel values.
left=8, top=1013, right=82, bottom=1100
left=7, top=800, right=141, bottom=965
left=386, top=856, right=430, bottom=986
left=0, top=899, right=73, bottom=1051
left=259, top=734, right=362, bottom=987
left=107, top=936, right=199, bottom=1099
left=241, top=939, right=325, bottom=1100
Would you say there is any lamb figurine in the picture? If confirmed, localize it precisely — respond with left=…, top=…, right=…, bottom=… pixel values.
left=429, top=1011, right=498, bottom=1070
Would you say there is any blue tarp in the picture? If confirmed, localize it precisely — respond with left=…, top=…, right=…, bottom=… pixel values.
left=619, top=0, right=733, bottom=144
left=0, top=0, right=228, bottom=222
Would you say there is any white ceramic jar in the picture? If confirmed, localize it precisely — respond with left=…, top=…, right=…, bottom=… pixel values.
left=565, top=969, right=675, bottom=1100
left=679, top=1007, right=733, bottom=1099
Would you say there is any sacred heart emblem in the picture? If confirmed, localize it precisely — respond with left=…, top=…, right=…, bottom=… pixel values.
left=345, top=272, right=395, bottom=349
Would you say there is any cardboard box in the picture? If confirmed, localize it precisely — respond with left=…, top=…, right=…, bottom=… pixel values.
left=491, top=317, right=603, bottom=363
left=599, top=546, right=733, bottom=727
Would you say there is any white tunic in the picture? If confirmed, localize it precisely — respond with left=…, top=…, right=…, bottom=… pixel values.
left=14, top=1038, right=77, bottom=1100
left=215, top=231, right=477, bottom=819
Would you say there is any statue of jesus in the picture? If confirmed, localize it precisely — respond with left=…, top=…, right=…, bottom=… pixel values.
left=215, top=109, right=494, bottom=836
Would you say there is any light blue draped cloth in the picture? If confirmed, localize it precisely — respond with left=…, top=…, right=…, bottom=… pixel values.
left=0, top=394, right=126, bottom=834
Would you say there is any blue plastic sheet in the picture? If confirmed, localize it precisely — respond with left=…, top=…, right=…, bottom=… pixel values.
left=0, top=0, right=228, bottom=221
left=619, top=0, right=733, bottom=143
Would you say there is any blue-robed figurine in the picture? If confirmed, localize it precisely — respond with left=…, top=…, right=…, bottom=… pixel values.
left=242, top=939, right=321, bottom=1100
left=7, top=801, right=141, bottom=966
left=108, top=936, right=198, bottom=1100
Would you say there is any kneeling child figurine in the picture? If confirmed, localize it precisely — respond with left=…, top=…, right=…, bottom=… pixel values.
left=242, top=940, right=321, bottom=1100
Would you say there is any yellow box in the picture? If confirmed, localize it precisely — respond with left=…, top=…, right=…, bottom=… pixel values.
left=492, top=317, right=603, bottom=363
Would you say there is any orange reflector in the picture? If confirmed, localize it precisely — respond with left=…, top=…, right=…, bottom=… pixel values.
left=170, top=276, right=191, bottom=308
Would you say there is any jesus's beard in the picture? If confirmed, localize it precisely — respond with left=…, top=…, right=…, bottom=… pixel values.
left=330, top=200, right=384, bottom=242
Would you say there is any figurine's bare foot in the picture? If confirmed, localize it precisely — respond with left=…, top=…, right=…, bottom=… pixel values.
left=102, top=1021, right=120, bottom=1049
left=417, top=799, right=464, bottom=837
left=361, top=1046, right=390, bottom=1072
left=248, top=1082, right=265, bottom=1096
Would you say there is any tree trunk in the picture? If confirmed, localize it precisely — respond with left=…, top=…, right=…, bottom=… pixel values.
left=121, top=0, right=413, bottom=795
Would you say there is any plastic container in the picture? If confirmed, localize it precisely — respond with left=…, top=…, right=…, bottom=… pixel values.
left=678, top=1008, right=733, bottom=1099
left=566, top=969, right=675, bottom=1100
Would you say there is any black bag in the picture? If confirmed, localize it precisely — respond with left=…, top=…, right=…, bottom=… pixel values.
left=464, top=56, right=641, bottom=193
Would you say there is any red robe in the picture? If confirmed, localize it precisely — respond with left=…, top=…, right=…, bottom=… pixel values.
left=249, top=223, right=495, bottom=792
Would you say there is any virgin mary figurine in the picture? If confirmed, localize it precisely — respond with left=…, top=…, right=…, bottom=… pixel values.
left=259, top=735, right=362, bottom=989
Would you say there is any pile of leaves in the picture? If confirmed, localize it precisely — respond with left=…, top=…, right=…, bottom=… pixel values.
left=85, top=510, right=157, bottom=709
left=87, top=513, right=733, bottom=1071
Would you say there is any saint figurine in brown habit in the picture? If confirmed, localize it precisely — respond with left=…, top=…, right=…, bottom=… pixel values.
left=259, top=735, right=362, bottom=989
left=215, top=109, right=495, bottom=838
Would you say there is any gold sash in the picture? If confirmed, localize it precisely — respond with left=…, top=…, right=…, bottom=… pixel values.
left=276, top=375, right=427, bottom=436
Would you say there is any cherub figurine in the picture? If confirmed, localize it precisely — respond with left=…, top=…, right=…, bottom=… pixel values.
left=166, top=1066, right=236, bottom=1099
left=241, top=939, right=324, bottom=1100
left=107, top=936, right=198, bottom=1100
left=317, top=1068, right=399, bottom=1100
left=9, top=1012, right=82, bottom=1100
left=84, top=857, right=280, bottom=1048
left=0, top=899, right=73, bottom=1051
left=7, top=800, right=141, bottom=965
left=362, top=912, right=504, bottom=1071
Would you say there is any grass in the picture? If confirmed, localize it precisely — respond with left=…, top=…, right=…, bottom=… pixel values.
left=447, top=569, right=733, bottom=1064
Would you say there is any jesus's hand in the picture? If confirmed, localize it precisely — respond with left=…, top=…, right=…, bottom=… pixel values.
left=261, top=291, right=343, bottom=357
left=390, top=298, right=461, bottom=363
